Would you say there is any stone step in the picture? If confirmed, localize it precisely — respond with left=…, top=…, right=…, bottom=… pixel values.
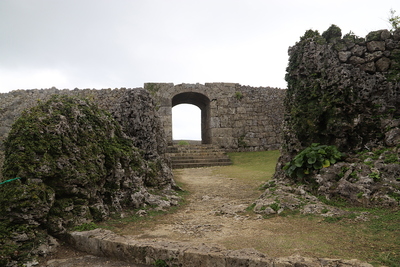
left=172, top=162, right=232, bottom=169
left=70, top=229, right=372, bottom=267
left=168, top=153, right=228, bottom=158
left=172, top=158, right=232, bottom=164
left=171, top=156, right=231, bottom=161
left=166, top=144, right=232, bottom=169
left=167, top=147, right=224, bottom=153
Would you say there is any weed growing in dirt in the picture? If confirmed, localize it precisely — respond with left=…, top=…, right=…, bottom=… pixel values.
left=73, top=222, right=98, bottom=231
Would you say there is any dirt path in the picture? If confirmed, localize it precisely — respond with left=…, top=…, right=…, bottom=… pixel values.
left=118, top=167, right=298, bottom=256
left=131, top=167, right=264, bottom=241
left=41, top=167, right=269, bottom=266
left=41, top=166, right=369, bottom=265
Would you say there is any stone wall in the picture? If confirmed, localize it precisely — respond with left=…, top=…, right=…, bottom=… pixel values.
left=145, top=82, right=285, bottom=152
left=284, top=27, right=400, bottom=154
left=0, top=84, right=285, bottom=179
left=0, top=87, right=170, bottom=181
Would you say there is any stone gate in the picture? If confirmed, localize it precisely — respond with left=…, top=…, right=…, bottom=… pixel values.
left=145, top=83, right=284, bottom=151
left=0, top=83, right=285, bottom=159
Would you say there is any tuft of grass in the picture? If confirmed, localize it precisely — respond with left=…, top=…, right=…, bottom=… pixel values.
left=177, top=140, right=189, bottom=146
left=153, top=259, right=169, bottom=267
left=213, top=150, right=280, bottom=182
left=323, top=216, right=343, bottom=223
left=73, top=222, right=98, bottom=231
left=317, top=195, right=348, bottom=207
left=246, top=203, right=256, bottom=212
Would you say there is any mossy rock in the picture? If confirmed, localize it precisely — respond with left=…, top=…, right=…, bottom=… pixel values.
left=366, top=30, right=384, bottom=41
left=0, top=179, right=54, bottom=265
left=285, top=25, right=400, bottom=152
left=0, top=95, right=153, bottom=265
left=322, top=24, right=342, bottom=43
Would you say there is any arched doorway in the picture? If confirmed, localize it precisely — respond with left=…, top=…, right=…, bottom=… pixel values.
left=172, top=92, right=211, bottom=144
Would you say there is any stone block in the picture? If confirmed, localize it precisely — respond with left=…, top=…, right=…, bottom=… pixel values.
left=367, top=41, right=385, bottom=52
left=338, top=51, right=352, bottom=62
left=365, top=51, right=383, bottom=62
left=349, top=56, right=365, bottom=65
left=375, top=57, right=391, bottom=72
left=351, top=45, right=367, bottom=57
left=210, top=117, right=220, bottom=128
left=361, top=62, right=376, bottom=73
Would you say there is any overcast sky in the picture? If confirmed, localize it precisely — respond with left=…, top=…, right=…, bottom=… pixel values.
left=1, top=0, right=398, bottom=140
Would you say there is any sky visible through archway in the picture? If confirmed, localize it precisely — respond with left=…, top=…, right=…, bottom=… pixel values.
left=172, top=104, right=201, bottom=141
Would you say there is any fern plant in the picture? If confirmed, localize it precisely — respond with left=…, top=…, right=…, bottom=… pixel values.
left=283, top=143, right=343, bottom=179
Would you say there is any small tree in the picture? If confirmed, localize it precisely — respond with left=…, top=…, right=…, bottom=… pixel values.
left=389, top=9, right=400, bottom=31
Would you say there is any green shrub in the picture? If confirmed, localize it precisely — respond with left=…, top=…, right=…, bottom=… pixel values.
left=235, top=91, right=243, bottom=100
left=283, top=143, right=343, bottom=180
left=389, top=9, right=400, bottom=31
left=299, top=29, right=325, bottom=44
left=238, top=135, right=248, bottom=147
left=322, top=24, right=342, bottom=42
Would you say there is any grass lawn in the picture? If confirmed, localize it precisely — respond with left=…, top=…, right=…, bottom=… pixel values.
left=213, top=150, right=280, bottom=182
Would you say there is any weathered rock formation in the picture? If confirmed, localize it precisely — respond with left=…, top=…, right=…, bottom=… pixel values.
left=110, top=89, right=173, bottom=187
left=0, top=88, right=174, bottom=181
left=0, top=92, right=177, bottom=266
left=284, top=26, right=400, bottom=153
left=257, top=26, right=400, bottom=214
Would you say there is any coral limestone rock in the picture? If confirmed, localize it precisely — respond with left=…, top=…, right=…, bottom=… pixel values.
left=0, top=95, right=176, bottom=265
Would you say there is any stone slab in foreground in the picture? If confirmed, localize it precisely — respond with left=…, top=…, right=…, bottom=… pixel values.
left=68, top=229, right=372, bottom=267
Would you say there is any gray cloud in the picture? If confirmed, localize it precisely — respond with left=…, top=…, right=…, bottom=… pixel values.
left=0, top=0, right=397, bottom=138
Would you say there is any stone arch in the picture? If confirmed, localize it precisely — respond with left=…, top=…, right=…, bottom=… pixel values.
left=172, top=92, right=211, bottom=144
left=145, top=82, right=284, bottom=151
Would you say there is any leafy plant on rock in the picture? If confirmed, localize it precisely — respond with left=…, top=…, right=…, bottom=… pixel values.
left=388, top=9, right=400, bottom=31
left=283, top=143, right=343, bottom=180
left=234, top=91, right=243, bottom=100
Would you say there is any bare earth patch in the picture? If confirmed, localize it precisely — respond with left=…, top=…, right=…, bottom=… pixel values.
left=113, top=167, right=370, bottom=261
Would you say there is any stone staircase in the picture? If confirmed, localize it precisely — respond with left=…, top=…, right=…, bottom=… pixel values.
left=166, top=144, right=232, bottom=169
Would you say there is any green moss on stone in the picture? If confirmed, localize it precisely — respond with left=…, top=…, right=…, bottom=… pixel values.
left=0, top=95, right=152, bottom=265
left=322, top=24, right=342, bottom=43
left=387, top=49, right=400, bottom=82
left=366, top=30, right=382, bottom=41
